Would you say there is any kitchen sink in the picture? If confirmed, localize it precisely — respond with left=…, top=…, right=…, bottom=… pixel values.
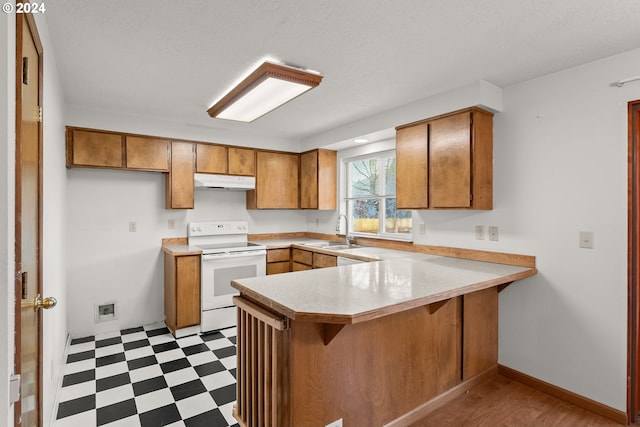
left=303, top=241, right=360, bottom=250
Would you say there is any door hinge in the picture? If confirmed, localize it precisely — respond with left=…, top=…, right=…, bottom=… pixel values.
left=34, top=105, right=42, bottom=123
left=22, top=57, right=29, bottom=85
left=10, top=374, right=20, bottom=404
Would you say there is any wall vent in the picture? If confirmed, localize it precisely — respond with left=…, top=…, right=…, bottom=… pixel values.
left=95, top=301, right=118, bottom=323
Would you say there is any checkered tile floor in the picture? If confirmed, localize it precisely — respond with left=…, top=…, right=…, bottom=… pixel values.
left=54, top=323, right=239, bottom=427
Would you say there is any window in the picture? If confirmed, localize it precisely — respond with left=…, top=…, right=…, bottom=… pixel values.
left=344, top=151, right=412, bottom=239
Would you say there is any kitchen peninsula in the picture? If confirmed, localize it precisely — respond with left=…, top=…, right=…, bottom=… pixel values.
left=230, top=243, right=536, bottom=427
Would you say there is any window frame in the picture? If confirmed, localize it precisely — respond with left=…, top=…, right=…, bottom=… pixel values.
left=343, top=149, right=413, bottom=242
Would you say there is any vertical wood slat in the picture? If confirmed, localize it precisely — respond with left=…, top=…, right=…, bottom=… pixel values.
left=233, top=297, right=286, bottom=427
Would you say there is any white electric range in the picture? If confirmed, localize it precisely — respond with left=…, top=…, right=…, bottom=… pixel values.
left=188, top=221, right=266, bottom=333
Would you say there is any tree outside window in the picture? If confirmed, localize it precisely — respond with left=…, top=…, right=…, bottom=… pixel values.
left=346, top=152, right=412, bottom=237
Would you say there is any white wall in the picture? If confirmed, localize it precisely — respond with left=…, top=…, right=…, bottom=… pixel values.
left=322, top=49, right=640, bottom=411
left=493, top=50, right=638, bottom=411
left=0, top=6, right=16, bottom=427
left=0, top=9, right=67, bottom=427
left=34, top=12, right=69, bottom=426
left=65, top=110, right=309, bottom=338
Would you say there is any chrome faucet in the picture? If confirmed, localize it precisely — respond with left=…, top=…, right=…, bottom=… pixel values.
left=336, top=213, right=355, bottom=246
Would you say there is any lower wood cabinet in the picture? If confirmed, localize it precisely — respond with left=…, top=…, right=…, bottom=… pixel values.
left=267, top=248, right=291, bottom=275
left=164, top=253, right=200, bottom=336
left=313, top=252, right=337, bottom=268
left=291, top=248, right=337, bottom=270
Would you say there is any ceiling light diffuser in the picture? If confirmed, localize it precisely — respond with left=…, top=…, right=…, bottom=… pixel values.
left=207, top=61, right=323, bottom=122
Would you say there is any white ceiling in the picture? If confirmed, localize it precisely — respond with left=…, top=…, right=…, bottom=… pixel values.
left=45, top=0, right=640, bottom=148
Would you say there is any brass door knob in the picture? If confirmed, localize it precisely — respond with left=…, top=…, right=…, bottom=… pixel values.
left=25, top=294, right=57, bottom=311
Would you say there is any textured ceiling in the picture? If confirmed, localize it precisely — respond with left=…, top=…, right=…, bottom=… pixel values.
left=45, top=0, right=640, bottom=145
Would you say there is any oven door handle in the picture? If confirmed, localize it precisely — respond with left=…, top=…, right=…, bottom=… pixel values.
left=202, top=250, right=267, bottom=261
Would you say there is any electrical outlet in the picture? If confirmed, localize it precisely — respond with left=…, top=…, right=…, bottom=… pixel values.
left=419, top=223, right=426, bottom=234
left=326, top=419, right=343, bottom=427
left=579, top=231, right=594, bottom=249
left=488, top=226, right=499, bottom=241
left=168, top=219, right=176, bottom=230
left=475, top=225, right=484, bottom=240
left=316, top=218, right=320, bottom=226
left=129, top=221, right=137, bottom=232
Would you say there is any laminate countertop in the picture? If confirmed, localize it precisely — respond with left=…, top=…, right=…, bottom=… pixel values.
left=162, top=245, right=202, bottom=256
left=231, top=245, right=537, bottom=325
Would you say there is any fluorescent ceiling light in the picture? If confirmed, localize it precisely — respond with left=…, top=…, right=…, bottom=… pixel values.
left=354, top=138, right=369, bottom=143
left=208, top=61, right=323, bottom=122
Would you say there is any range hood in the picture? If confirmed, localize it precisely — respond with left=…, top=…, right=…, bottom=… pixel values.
left=194, top=173, right=255, bottom=190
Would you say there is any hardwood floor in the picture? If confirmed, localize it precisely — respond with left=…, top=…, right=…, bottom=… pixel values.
left=410, top=374, right=629, bottom=427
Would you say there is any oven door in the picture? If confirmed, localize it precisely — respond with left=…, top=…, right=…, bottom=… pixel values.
left=201, top=250, right=266, bottom=311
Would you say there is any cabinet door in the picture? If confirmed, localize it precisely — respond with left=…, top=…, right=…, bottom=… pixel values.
left=250, top=151, right=299, bottom=209
left=429, top=112, right=471, bottom=208
left=267, top=248, right=290, bottom=263
left=267, top=262, right=290, bottom=275
left=299, top=150, right=318, bottom=209
left=292, top=248, right=312, bottom=266
left=396, top=123, right=429, bottom=209
left=125, top=136, right=170, bottom=171
left=292, top=262, right=312, bottom=272
left=300, top=149, right=337, bottom=210
left=67, top=128, right=123, bottom=168
left=175, top=255, right=201, bottom=329
left=313, top=253, right=337, bottom=268
left=196, top=144, right=227, bottom=174
left=228, top=147, right=255, bottom=176
left=166, top=141, right=195, bottom=209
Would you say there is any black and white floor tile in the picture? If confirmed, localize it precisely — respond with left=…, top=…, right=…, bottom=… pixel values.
left=54, top=323, right=239, bottom=427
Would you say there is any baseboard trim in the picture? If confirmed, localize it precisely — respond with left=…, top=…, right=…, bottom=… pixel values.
left=51, top=333, right=72, bottom=422
left=497, top=364, right=628, bottom=425
left=383, top=366, right=497, bottom=427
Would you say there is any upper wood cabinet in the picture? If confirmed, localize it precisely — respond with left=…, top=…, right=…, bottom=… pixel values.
left=125, top=136, right=170, bottom=171
left=67, top=127, right=169, bottom=171
left=196, top=143, right=227, bottom=174
left=66, top=128, right=124, bottom=168
left=300, top=149, right=337, bottom=210
left=396, top=123, right=428, bottom=209
left=396, top=107, right=493, bottom=210
left=247, top=151, right=299, bottom=209
left=228, top=147, right=255, bottom=176
left=196, top=144, right=255, bottom=176
left=165, top=141, right=195, bottom=209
